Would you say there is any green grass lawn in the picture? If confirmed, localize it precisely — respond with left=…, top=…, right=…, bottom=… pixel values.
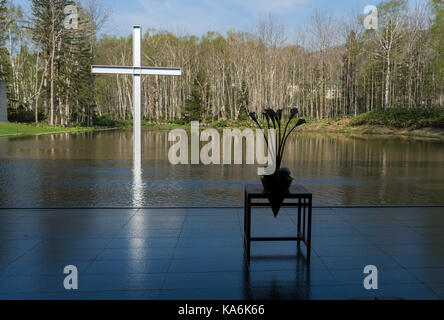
left=0, top=122, right=94, bottom=136
left=351, top=107, right=444, bottom=129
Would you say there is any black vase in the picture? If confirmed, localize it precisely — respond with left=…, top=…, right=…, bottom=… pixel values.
left=261, top=168, right=294, bottom=193
left=261, top=168, right=293, bottom=218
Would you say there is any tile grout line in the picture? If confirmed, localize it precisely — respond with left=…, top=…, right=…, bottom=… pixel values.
left=159, top=209, right=187, bottom=295
left=82, top=208, right=141, bottom=275
left=0, top=234, right=46, bottom=290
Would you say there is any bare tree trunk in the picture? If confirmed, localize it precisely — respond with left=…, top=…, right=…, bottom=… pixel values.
left=385, top=52, right=390, bottom=109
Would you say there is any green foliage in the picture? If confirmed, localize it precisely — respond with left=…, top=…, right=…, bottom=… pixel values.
left=92, top=114, right=123, bottom=127
left=379, top=0, right=408, bottom=19
left=30, top=0, right=95, bottom=125
left=8, top=106, right=45, bottom=123
left=0, top=0, right=7, bottom=44
left=237, top=80, right=249, bottom=121
left=170, top=118, right=187, bottom=126
left=182, top=72, right=205, bottom=122
left=147, top=121, right=187, bottom=130
left=211, top=119, right=255, bottom=128
left=431, top=0, right=444, bottom=85
left=351, top=107, right=444, bottom=129
left=213, top=120, right=230, bottom=128
left=0, top=0, right=10, bottom=80
left=0, top=46, right=9, bottom=81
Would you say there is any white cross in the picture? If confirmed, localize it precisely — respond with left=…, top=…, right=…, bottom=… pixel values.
left=92, top=25, right=182, bottom=166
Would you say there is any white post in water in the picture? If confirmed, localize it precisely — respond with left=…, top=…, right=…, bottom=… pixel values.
left=133, top=25, right=142, bottom=167
left=91, top=25, right=182, bottom=166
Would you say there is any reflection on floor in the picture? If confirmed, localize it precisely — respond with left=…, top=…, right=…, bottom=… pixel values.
left=0, top=207, right=444, bottom=300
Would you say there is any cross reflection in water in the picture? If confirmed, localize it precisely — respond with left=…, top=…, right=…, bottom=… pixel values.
left=132, top=146, right=144, bottom=208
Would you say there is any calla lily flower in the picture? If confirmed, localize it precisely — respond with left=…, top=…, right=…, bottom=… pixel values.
left=249, top=107, right=306, bottom=173
left=290, top=108, right=299, bottom=120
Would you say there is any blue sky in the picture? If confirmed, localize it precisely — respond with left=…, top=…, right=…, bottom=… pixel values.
left=13, top=0, right=424, bottom=38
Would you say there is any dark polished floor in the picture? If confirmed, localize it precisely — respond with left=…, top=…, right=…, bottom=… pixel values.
left=0, top=207, right=444, bottom=300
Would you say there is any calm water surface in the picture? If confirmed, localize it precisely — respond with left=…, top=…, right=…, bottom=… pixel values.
left=0, top=130, right=443, bottom=207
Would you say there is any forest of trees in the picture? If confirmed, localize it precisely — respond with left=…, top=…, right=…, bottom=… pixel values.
left=0, top=0, right=443, bottom=126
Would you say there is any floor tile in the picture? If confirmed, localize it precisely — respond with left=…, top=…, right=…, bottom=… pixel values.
left=312, top=236, right=370, bottom=247
left=163, top=272, right=245, bottom=289
left=341, top=283, right=440, bottom=300
left=296, top=285, right=349, bottom=300
left=429, top=285, right=444, bottom=299
left=86, top=259, right=170, bottom=275
left=408, top=268, right=444, bottom=284
left=117, top=229, right=182, bottom=238
left=177, top=238, right=243, bottom=248
left=78, top=274, right=166, bottom=291
left=18, top=248, right=102, bottom=262
left=248, top=270, right=338, bottom=287
left=37, top=239, right=111, bottom=250
left=98, top=248, right=175, bottom=260
left=0, top=260, right=91, bottom=276
left=0, top=239, right=40, bottom=252
left=250, top=285, right=303, bottom=300
left=169, top=258, right=245, bottom=273
left=107, top=238, right=178, bottom=249
left=173, top=247, right=244, bottom=260
left=314, top=245, right=385, bottom=257
left=248, top=256, right=326, bottom=271
left=331, top=268, right=419, bottom=286
left=379, top=245, right=444, bottom=256
left=159, top=288, right=250, bottom=300
left=393, top=255, right=444, bottom=268
left=0, top=275, right=67, bottom=293
left=321, top=255, right=400, bottom=270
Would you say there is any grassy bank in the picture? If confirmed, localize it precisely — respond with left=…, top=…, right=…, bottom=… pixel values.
left=0, top=122, right=95, bottom=136
left=350, top=108, right=444, bottom=129
left=300, top=108, right=444, bottom=140
left=3, top=108, right=443, bottom=140
left=142, top=108, right=444, bottom=140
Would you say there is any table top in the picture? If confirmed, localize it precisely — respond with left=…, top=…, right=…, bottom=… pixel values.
left=245, top=184, right=312, bottom=197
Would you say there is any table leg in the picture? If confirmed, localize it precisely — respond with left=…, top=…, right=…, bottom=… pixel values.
left=246, top=198, right=251, bottom=261
left=303, top=199, right=306, bottom=239
left=297, top=199, right=302, bottom=249
left=244, top=191, right=247, bottom=237
left=307, top=198, right=313, bottom=265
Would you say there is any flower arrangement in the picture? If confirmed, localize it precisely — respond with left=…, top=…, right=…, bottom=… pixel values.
left=249, top=108, right=306, bottom=193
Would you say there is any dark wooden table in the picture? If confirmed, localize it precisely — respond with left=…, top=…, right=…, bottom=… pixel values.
left=244, top=184, right=313, bottom=264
